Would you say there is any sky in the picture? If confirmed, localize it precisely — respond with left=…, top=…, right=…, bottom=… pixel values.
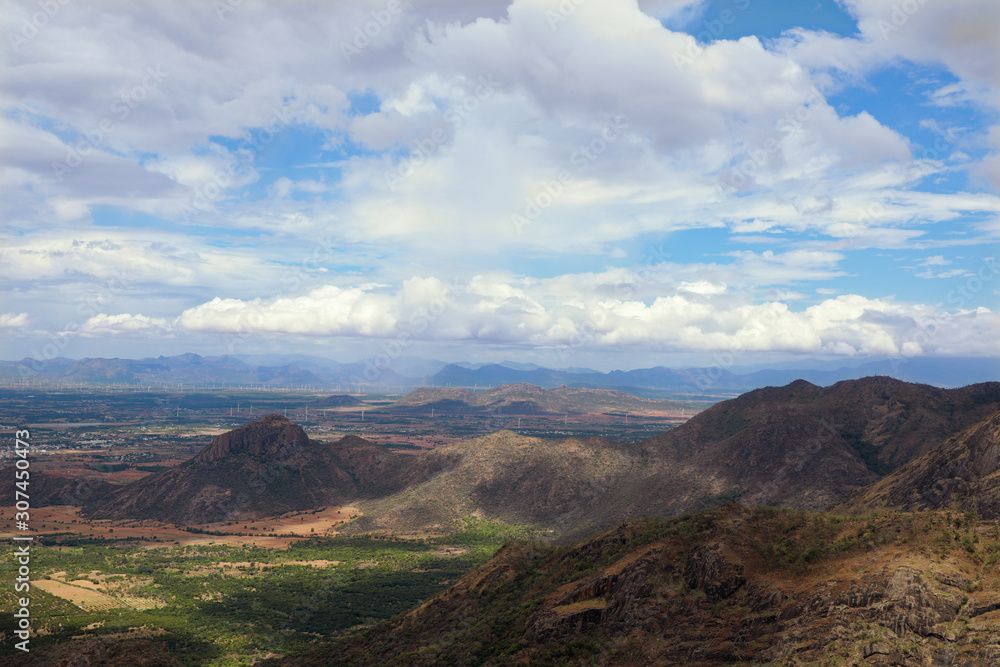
left=1, top=0, right=999, bottom=372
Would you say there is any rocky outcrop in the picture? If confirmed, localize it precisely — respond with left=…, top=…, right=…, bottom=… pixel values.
left=193, top=414, right=309, bottom=463
left=684, top=546, right=745, bottom=601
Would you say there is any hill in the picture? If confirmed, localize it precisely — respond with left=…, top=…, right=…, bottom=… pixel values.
left=839, top=409, right=1000, bottom=516
left=349, top=378, right=1000, bottom=542
left=646, top=376, right=1000, bottom=476
left=267, top=504, right=1000, bottom=666
left=82, top=415, right=437, bottom=524
left=387, top=383, right=686, bottom=415
left=310, top=394, right=363, bottom=407
left=344, top=430, right=643, bottom=537
left=0, top=470, right=115, bottom=507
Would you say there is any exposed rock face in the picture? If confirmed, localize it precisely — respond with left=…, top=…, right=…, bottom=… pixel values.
left=194, top=414, right=309, bottom=463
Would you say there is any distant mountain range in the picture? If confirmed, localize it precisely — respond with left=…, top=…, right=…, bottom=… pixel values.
left=3, top=352, right=997, bottom=392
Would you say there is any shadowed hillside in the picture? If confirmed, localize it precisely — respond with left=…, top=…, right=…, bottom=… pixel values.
left=0, top=469, right=115, bottom=507
left=267, top=504, right=1000, bottom=666
left=839, top=409, right=1000, bottom=516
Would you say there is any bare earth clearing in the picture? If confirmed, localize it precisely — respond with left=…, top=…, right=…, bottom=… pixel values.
left=0, top=504, right=359, bottom=548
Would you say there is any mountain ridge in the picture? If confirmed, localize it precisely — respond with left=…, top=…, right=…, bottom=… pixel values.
left=4, top=353, right=996, bottom=390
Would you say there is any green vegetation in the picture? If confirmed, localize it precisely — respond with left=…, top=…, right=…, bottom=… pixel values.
left=0, top=521, right=535, bottom=666
left=841, top=429, right=893, bottom=476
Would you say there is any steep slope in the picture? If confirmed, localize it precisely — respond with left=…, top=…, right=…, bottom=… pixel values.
left=83, top=415, right=436, bottom=524
left=268, top=505, right=1000, bottom=666
left=839, top=409, right=1000, bottom=516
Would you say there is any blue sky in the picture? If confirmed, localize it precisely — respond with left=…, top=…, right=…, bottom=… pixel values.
left=1, top=0, right=998, bottom=372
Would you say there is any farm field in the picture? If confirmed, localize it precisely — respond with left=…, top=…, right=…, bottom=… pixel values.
left=0, top=505, right=360, bottom=548
left=0, top=517, right=534, bottom=665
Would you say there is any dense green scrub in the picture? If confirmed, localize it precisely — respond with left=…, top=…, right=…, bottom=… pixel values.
left=0, top=520, right=535, bottom=666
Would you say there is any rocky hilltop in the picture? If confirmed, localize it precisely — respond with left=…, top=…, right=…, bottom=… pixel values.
left=83, top=415, right=439, bottom=524
left=193, top=413, right=309, bottom=463
left=270, top=504, right=1000, bottom=666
